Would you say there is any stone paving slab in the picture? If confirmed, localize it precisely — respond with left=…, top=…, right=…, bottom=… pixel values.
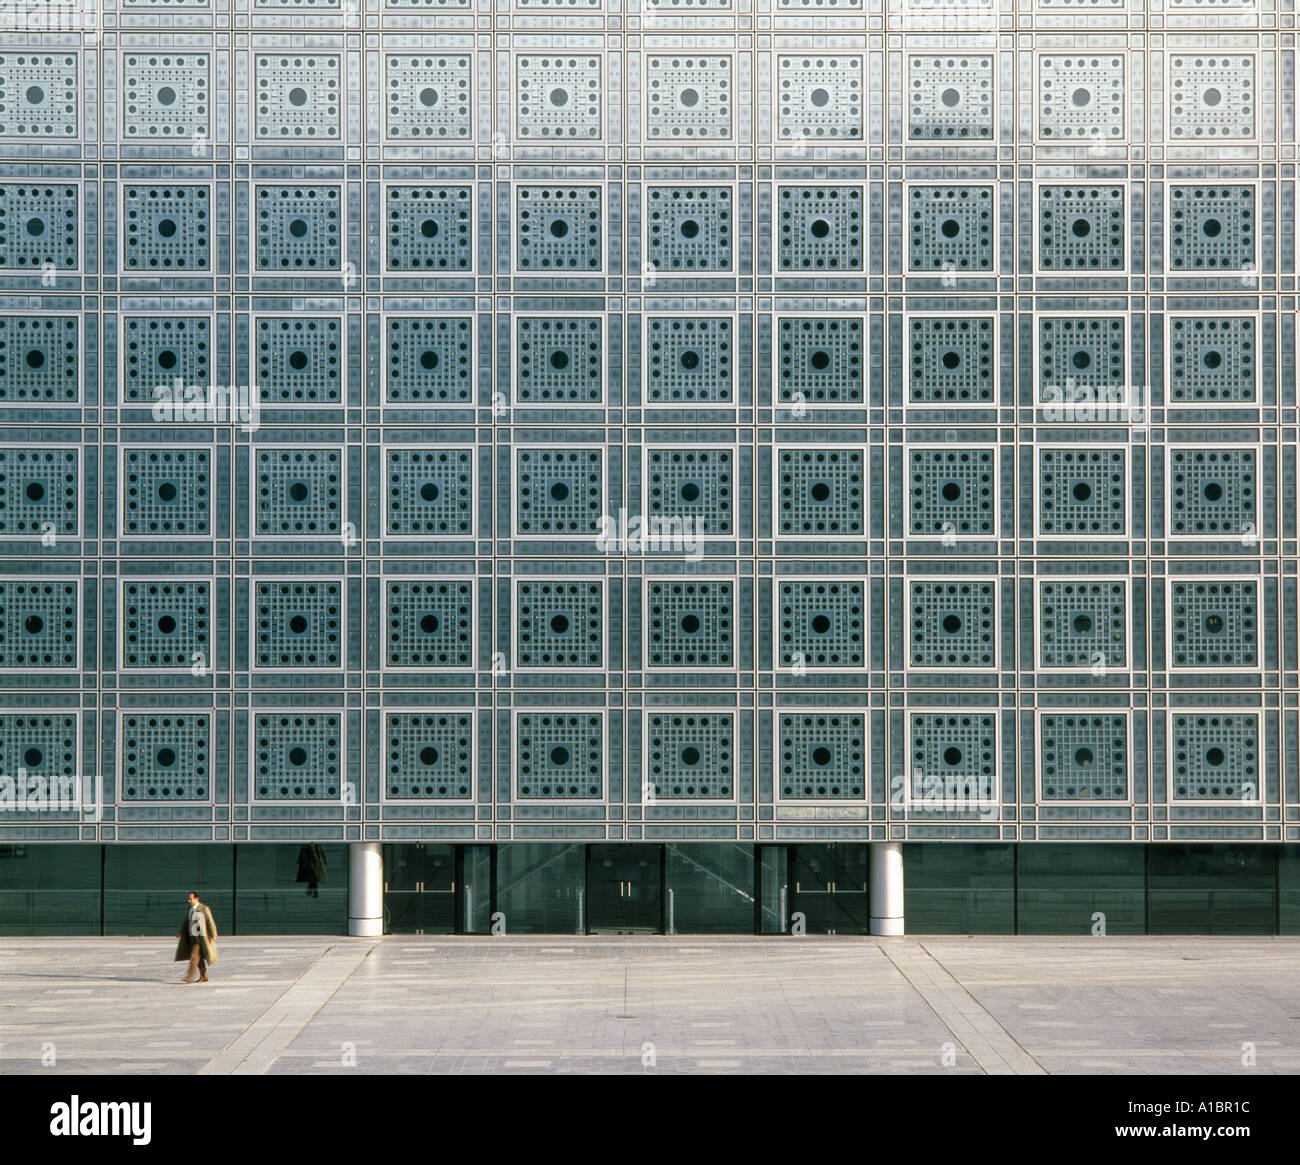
left=2, top=935, right=1298, bottom=1075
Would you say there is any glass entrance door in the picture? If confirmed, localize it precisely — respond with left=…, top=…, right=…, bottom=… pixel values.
left=384, top=843, right=455, bottom=934
left=586, top=844, right=663, bottom=933
left=790, top=844, right=869, bottom=934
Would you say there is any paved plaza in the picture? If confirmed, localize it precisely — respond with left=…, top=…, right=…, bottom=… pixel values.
left=1, top=936, right=1297, bottom=1075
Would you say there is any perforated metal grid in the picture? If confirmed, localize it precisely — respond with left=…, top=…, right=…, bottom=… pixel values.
left=646, top=55, right=731, bottom=140
left=0, top=714, right=77, bottom=793
left=252, top=581, right=344, bottom=670
left=1037, top=447, right=1128, bottom=539
left=776, top=580, right=865, bottom=669
left=120, top=580, right=209, bottom=670
left=0, top=54, right=78, bottom=139
left=252, top=713, right=343, bottom=800
left=645, top=579, right=734, bottom=668
left=255, top=186, right=342, bottom=272
left=908, top=713, right=996, bottom=807
left=775, top=448, right=865, bottom=537
left=122, top=316, right=211, bottom=404
left=644, top=316, right=733, bottom=405
left=254, top=317, right=344, bottom=405
left=645, top=712, right=735, bottom=800
left=1168, top=580, right=1258, bottom=670
left=1167, top=316, right=1257, bottom=405
left=122, top=54, right=209, bottom=140
left=1169, top=712, right=1260, bottom=802
left=907, top=185, right=994, bottom=274
left=383, top=711, right=474, bottom=801
left=776, top=713, right=866, bottom=800
left=0, top=582, right=79, bottom=671
left=907, top=580, right=997, bottom=670
left=778, top=185, right=863, bottom=272
left=385, top=447, right=474, bottom=537
left=0, top=316, right=78, bottom=402
left=384, top=578, right=474, bottom=670
left=515, top=712, right=603, bottom=800
left=514, top=447, right=603, bottom=537
left=1167, top=447, right=1257, bottom=539
left=776, top=318, right=864, bottom=405
left=385, top=316, right=473, bottom=405
left=907, top=55, right=993, bottom=140
left=1038, top=713, right=1128, bottom=802
left=1037, top=580, right=1128, bottom=670
left=514, top=581, right=604, bottom=670
left=906, top=446, right=997, bottom=537
left=516, top=185, right=602, bottom=272
left=646, top=185, right=732, bottom=273
left=0, top=184, right=77, bottom=269
left=119, top=713, right=211, bottom=801
left=0, top=447, right=79, bottom=538
left=906, top=316, right=994, bottom=404
left=644, top=446, right=733, bottom=536
left=253, top=448, right=343, bottom=538
left=2, top=2, right=1296, bottom=849
left=385, top=54, right=472, bottom=142
left=515, top=317, right=603, bottom=405
left=121, top=185, right=209, bottom=271
left=120, top=447, right=211, bottom=538
left=385, top=185, right=472, bottom=272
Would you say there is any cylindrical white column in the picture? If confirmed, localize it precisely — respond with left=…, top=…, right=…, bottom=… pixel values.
left=869, top=841, right=904, bottom=937
left=348, top=841, right=383, bottom=937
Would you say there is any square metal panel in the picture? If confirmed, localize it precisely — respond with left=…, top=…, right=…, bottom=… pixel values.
left=906, top=579, right=998, bottom=670
left=0, top=447, right=80, bottom=538
left=645, top=711, right=736, bottom=801
left=253, top=448, right=344, bottom=538
left=0, top=184, right=78, bottom=270
left=0, top=580, right=80, bottom=671
left=0, top=53, right=78, bottom=139
left=0, top=316, right=78, bottom=403
left=907, top=54, right=994, bottom=140
left=776, top=713, right=867, bottom=800
left=252, top=713, right=344, bottom=800
left=1038, top=713, right=1128, bottom=802
left=252, top=580, right=344, bottom=670
left=383, top=712, right=475, bottom=801
left=514, top=712, right=604, bottom=800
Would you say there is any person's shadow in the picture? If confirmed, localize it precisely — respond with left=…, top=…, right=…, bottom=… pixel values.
left=0, top=969, right=200, bottom=984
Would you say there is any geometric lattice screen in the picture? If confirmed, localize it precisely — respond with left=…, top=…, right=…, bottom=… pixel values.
left=0, top=0, right=1294, bottom=846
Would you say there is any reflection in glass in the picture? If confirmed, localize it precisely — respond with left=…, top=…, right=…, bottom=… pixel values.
left=757, top=846, right=789, bottom=934
left=1016, top=843, right=1145, bottom=935
left=496, top=843, right=585, bottom=934
left=904, top=843, right=1015, bottom=934
left=666, top=843, right=754, bottom=934
left=236, top=844, right=347, bottom=934
left=461, top=845, right=492, bottom=934
left=0, top=844, right=102, bottom=935
left=104, top=844, right=234, bottom=935
left=1148, top=845, right=1276, bottom=935
left=384, top=843, right=455, bottom=935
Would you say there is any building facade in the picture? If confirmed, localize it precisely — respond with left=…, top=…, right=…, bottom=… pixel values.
left=0, top=0, right=1297, bottom=937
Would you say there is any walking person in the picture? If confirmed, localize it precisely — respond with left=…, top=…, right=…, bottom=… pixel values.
left=175, top=890, right=219, bottom=983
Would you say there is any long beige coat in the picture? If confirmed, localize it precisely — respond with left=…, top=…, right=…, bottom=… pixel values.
left=173, top=902, right=219, bottom=965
